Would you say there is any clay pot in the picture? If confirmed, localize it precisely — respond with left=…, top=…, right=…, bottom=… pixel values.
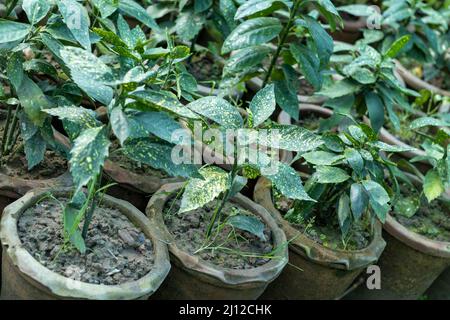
left=347, top=174, right=450, bottom=300
left=425, top=268, right=450, bottom=300
left=146, top=182, right=289, bottom=300
left=253, top=176, right=386, bottom=300
left=277, top=104, right=334, bottom=164
left=0, top=188, right=171, bottom=300
left=395, top=61, right=450, bottom=97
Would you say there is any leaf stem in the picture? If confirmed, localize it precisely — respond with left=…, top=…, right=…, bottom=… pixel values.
left=262, top=0, right=303, bottom=87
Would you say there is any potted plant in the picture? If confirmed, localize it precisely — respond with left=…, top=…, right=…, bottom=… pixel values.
left=220, top=0, right=342, bottom=117
left=146, top=83, right=325, bottom=299
left=347, top=118, right=449, bottom=299
left=254, top=122, right=413, bottom=299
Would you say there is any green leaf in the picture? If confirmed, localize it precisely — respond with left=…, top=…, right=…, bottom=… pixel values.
left=256, top=154, right=314, bottom=201
left=179, top=166, right=230, bottom=213
left=7, top=51, right=24, bottom=90
left=222, top=17, right=282, bottom=54
left=258, top=125, right=323, bottom=153
left=131, top=111, right=185, bottom=144
left=174, top=10, right=205, bottom=41
left=368, top=141, right=415, bottom=152
left=290, top=43, right=322, bottom=90
left=16, top=75, right=49, bottom=126
left=23, top=0, right=51, bottom=24
left=228, top=175, right=248, bottom=199
left=318, top=80, right=360, bottom=99
left=119, top=0, right=159, bottom=30
left=60, top=46, right=114, bottom=105
left=228, top=215, right=266, bottom=241
left=302, top=151, right=344, bottom=165
left=129, top=90, right=199, bottom=119
left=384, top=35, right=411, bottom=58
left=0, top=20, right=31, bottom=43
left=394, top=195, right=419, bottom=218
left=224, top=45, right=272, bottom=74
left=362, top=180, right=390, bottom=223
left=304, top=16, right=333, bottom=65
left=194, top=0, right=213, bottom=13
left=365, top=91, right=384, bottom=133
left=410, top=117, right=449, bottom=130
left=249, top=84, right=275, bottom=127
left=58, top=0, right=91, bottom=50
left=314, top=166, right=350, bottom=184
left=43, top=106, right=100, bottom=136
left=274, top=79, right=299, bottom=120
left=110, top=107, right=130, bottom=145
left=350, top=183, right=368, bottom=220
left=423, top=169, right=445, bottom=202
left=122, top=138, right=199, bottom=179
left=337, top=193, right=351, bottom=237
left=70, top=126, right=111, bottom=193
left=91, top=0, right=118, bottom=18
left=345, top=148, right=364, bottom=174
left=338, top=4, right=372, bottom=16
left=186, top=96, right=243, bottom=129
left=235, top=0, right=290, bottom=19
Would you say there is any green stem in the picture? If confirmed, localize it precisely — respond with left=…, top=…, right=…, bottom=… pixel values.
left=5, top=105, right=20, bottom=154
left=262, top=0, right=303, bottom=87
left=1, top=104, right=12, bottom=157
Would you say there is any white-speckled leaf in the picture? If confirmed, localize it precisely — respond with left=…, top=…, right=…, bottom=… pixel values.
left=314, top=165, right=350, bottom=184
left=122, top=138, right=199, bottom=178
left=186, top=96, right=243, bottom=129
left=250, top=84, right=276, bottom=127
left=60, top=46, right=114, bottom=105
left=179, top=166, right=231, bottom=213
left=0, top=20, right=31, bottom=43
left=70, top=126, right=110, bottom=193
left=130, top=90, right=199, bottom=119
left=58, top=0, right=91, bottom=50
left=258, top=125, right=323, bottom=153
left=23, top=0, right=52, bottom=25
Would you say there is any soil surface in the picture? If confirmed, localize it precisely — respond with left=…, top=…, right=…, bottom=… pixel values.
left=0, top=120, right=68, bottom=180
left=392, top=183, right=450, bottom=242
left=273, top=188, right=372, bottom=250
left=109, top=141, right=168, bottom=178
left=18, top=197, right=155, bottom=285
left=186, top=52, right=223, bottom=82
left=163, top=196, right=274, bottom=269
left=295, top=112, right=324, bottom=131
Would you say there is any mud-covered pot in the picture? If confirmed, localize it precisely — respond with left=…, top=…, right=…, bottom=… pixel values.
left=0, top=188, right=171, bottom=300
left=146, top=182, right=289, bottom=300
left=254, top=176, right=386, bottom=300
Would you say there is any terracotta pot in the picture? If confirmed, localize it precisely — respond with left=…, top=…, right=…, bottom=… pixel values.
left=146, top=182, right=289, bottom=300
left=277, top=104, right=334, bottom=164
left=0, top=188, right=171, bottom=300
left=253, top=176, right=386, bottom=300
left=424, top=268, right=450, bottom=300
left=347, top=174, right=450, bottom=300
left=395, top=61, right=450, bottom=97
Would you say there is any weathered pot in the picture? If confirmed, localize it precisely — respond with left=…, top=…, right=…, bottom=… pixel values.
left=0, top=188, right=171, bottom=300
left=146, top=182, right=289, bottom=300
left=395, top=61, right=450, bottom=97
left=347, top=175, right=450, bottom=300
left=254, top=176, right=386, bottom=300
left=277, top=104, right=334, bottom=164
left=425, top=268, right=450, bottom=300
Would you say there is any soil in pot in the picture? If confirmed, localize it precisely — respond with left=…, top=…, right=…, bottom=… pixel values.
left=163, top=196, right=274, bottom=269
left=186, top=52, right=223, bottom=84
left=391, top=182, right=450, bottom=242
left=0, top=121, right=68, bottom=180
left=273, top=188, right=372, bottom=251
left=17, top=196, right=155, bottom=286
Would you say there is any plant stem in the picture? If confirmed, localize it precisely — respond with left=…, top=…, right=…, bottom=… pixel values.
left=262, top=0, right=303, bottom=87
left=5, top=105, right=20, bottom=154
left=0, top=104, right=12, bottom=157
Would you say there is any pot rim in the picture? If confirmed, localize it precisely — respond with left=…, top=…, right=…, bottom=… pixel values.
left=395, top=60, right=450, bottom=97
left=0, top=188, right=171, bottom=300
left=384, top=173, right=450, bottom=259
left=145, top=182, right=289, bottom=287
left=254, top=176, right=386, bottom=271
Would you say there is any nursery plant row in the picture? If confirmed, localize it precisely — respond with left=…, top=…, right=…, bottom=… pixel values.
left=0, top=0, right=448, bottom=300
